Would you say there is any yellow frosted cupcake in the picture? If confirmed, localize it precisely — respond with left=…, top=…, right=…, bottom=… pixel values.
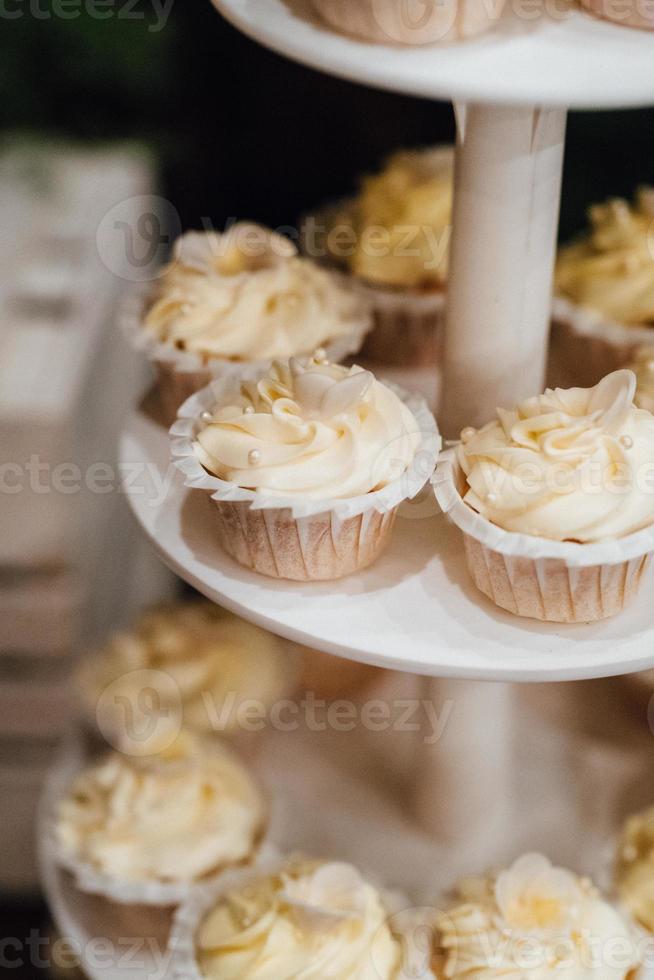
left=439, top=854, right=639, bottom=980
left=123, top=222, right=372, bottom=424
left=54, top=731, right=266, bottom=905
left=306, top=147, right=453, bottom=365
left=554, top=189, right=654, bottom=387
left=170, top=855, right=437, bottom=979
left=79, top=601, right=297, bottom=742
left=616, top=805, right=654, bottom=933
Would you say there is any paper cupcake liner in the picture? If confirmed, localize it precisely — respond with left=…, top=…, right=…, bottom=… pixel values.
left=311, top=0, right=507, bottom=43
left=433, top=448, right=654, bottom=623
left=120, top=285, right=373, bottom=427
left=168, top=854, right=438, bottom=980
left=301, top=201, right=446, bottom=367
left=170, top=375, right=441, bottom=581
left=44, top=736, right=276, bottom=907
left=551, top=296, right=654, bottom=389
left=579, top=0, right=654, bottom=29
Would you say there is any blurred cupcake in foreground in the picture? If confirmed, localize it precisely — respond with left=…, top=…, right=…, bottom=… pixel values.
left=123, top=222, right=372, bottom=425
left=433, top=370, right=654, bottom=622
left=625, top=347, right=654, bottom=413
left=79, top=602, right=298, bottom=744
left=616, top=805, right=654, bottom=933
left=171, top=355, right=441, bottom=581
left=438, top=853, right=639, bottom=980
left=54, top=731, right=267, bottom=906
left=170, top=855, right=436, bottom=979
left=553, top=189, right=654, bottom=387
left=311, top=0, right=507, bottom=44
left=305, top=148, right=453, bottom=365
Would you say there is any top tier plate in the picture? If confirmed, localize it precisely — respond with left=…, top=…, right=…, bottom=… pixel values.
left=212, top=0, right=654, bottom=109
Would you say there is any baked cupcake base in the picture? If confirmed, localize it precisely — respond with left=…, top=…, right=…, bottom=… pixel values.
left=552, top=296, right=654, bottom=389
left=171, top=376, right=441, bottom=582
left=579, top=0, right=654, bottom=29
left=433, top=448, right=654, bottom=624
left=311, top=0, right=507, bottom=44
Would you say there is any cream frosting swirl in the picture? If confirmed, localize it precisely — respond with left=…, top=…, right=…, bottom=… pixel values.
left=616, top=804, right=654, bottom=933
left=438, top=853, right=638, bottom=980
left=196, top=858, right=403, bottom=979
left=556, top=188, right=654, bottom=325
left=79, top=602, right=296, bottom=735
left=626, top=347, right=654, bottom=415
left=56, top=732, right=264, bottom=883
left=195, top=357, right=422, bottom=499
left=457, top=370, right=654, bottom=542
left=330, top=147, right=453, bottom=289
left=145, top=223, right=366, bottom=360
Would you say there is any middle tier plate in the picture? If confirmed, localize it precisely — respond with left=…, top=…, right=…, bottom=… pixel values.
left=122, top=408, right=654, bottom=683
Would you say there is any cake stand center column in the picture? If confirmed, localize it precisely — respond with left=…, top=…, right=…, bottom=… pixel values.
left=416, top=104, right=566, bottom=853
left=439, top=102, right=567, bottom=438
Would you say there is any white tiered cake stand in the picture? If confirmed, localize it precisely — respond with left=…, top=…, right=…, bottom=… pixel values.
left=44, top=5, right=654, bottom=976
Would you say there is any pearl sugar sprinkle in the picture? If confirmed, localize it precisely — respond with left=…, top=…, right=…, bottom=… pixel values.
left=244, top=405, right=255, bottom=415
left=248, top=449, right=262, bottom=466
left=620, top=435, right=634, bottom=449
left=200, top=411, right=213, bottom=422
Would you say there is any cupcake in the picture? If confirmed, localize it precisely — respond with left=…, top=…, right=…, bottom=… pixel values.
left=438, top=853, right=639, bottom=980
left=579, top=0, right=654, bottom=30
left=433, top=370, right=654, bottom=622
left=553, top=189, right=654, bottom=388
left=78, top=601, right=298, bottom=743
left=170, top=855, right=436, bottom=979
left=53, top=731, right=267, bottom=905
left=625, top=347, right=654, bottom=413
left=304, top=147, right=453, bottom=366
left=616, top=805, right=654, bottom=933
left=171, top=355, right=441, bottom=581
left=311, top=0, right=507, bottom=44
left=123, top=222, right=372, bottom=425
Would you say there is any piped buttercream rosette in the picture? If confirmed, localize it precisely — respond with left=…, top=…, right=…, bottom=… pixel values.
left=47, top=731, right=272, bottom=906
left=170, top=357, right=441, bottom=580
left=433, top=371, right=654, bottom=622
left=168, top=854, right=438, bottom=980
left=121, top=223, right=373, bottom=425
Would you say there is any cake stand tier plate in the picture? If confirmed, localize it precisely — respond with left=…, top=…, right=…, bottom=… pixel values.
left=211, top=0, right=654, bottom=109
left=121, top=408, right=654, bottom=683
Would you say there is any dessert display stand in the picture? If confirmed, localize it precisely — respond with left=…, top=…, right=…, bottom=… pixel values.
left=42, top=3, right=654, bottom=975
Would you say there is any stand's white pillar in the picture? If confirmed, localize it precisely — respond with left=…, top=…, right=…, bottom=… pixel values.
left=413, top=677, right=514, bottom=872
left=440, top=103, right=567, bottom=438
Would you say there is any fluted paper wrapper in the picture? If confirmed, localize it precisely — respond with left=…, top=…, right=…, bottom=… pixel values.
left=168, top=854, right=437, bottom=980
left=311, top=0, right=507, bottom=43
left=552, top=296, right=654, bottom=389
left=121, top=285, right=372, bottom=427
left=578, top=0, right=654, bottom=28
left=302, top=201, right=445, bottom=367
left=433, top=448, right=654, bottom=624
left=170, top=377, right=441, bottom=581
left=43, top=737, right=274, bottom=907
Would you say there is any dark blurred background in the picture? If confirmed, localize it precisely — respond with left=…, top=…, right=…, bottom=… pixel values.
left=3, top=0, right=654, bottom=241
left=1, top=3, right=654, bottom=977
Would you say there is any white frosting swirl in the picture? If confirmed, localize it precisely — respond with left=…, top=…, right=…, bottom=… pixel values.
left=195, top=358, right=422, bottom=499
left=196, top=859, right=403, bottom=979
left=626, top=347, right=654, bottom=415
left=438, top=854, right=638, bottom=980
left=458, top=370, right=654, bottom=542
left=616, top=805, right=654, bottom=933
left=57, top=733, right=264, bottom=883
left=556, top=189, right=654, bottom=325
left=79, top=602, right=296, bottom=735
left=145, top=224, right=366, bottom=361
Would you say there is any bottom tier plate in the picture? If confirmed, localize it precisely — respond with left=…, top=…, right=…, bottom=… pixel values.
left=120, top=407, right=654, bottom=683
